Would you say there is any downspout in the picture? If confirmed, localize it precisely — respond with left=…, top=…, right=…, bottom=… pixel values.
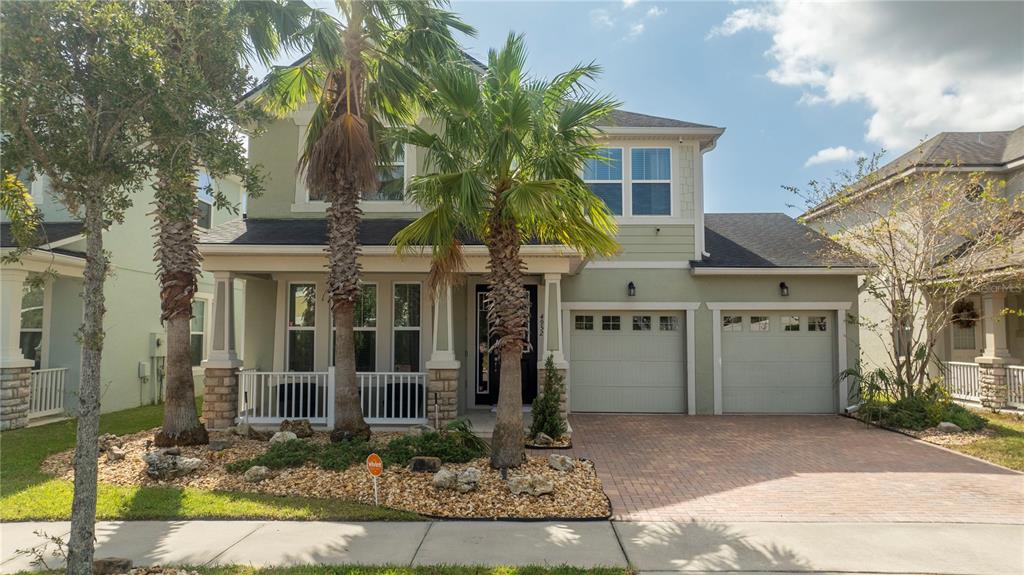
left=697, top=138, right=720, bottom=260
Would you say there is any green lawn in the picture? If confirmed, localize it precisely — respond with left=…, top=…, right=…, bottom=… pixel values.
left=954, top=410, right=1024, bottom=471
left=0, top=401, right=420, bottom=521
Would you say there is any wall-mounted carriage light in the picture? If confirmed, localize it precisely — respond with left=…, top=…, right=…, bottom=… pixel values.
left=779, top=282, right=790, bottom=297
left=627, top=281, right=636, bottom=297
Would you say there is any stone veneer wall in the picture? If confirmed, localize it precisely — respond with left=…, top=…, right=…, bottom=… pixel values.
left=427, top=368, right=459, bottom=428
left=978, top=360, right=1009, bottom=409
left=203, top=367, right=239, bottom=430
left=1, top=366, right=31, bottom=431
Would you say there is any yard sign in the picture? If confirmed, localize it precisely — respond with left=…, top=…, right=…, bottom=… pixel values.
left=367, top=453, right=383, bottom=505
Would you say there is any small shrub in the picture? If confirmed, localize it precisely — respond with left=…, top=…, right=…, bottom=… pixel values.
left=226, top=439, right=318, bottom=473
left=380, top=425, right=488, bottom=467
left=530, top=354, right=567, bottom=439
left=942, top=402, right=987, bottom=431
left=317, top=438, right=374, bottom=471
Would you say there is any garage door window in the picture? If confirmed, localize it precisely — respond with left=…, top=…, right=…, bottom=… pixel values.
left=659, top=316, right=678, bottom=331
left=722, top=315, right=742, bottom=332
left=632, top=315, right=652, bottom=331
left=782, top=315, right=801, bottom=332
left=808, top=316, right=828, bottom=332
left=575, top=315, right=594, bottom=330
left=750, top=316, right=770, bottom=332
left=601, top=315, right=620, bottom=331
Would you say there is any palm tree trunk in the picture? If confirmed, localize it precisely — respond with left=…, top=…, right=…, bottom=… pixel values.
left=327, top=174, right=369, bottom=441
left=153, top=174, right=207, bottom=447
left=487, top=216, right=529, bottom=469
left=66, top=194, right=104, bottom=575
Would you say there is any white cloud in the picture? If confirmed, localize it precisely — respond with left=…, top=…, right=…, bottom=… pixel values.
left=646, top=6, right=666, bottom=19
left=622, top=0, right=639, bottom=8
left=709, top=1, right=1024, bottom=150
left=589, top=8, right=614, bottom=30
left=624, top=22, right=645, bottom=40
left=804, top=146, right=866, bottom=167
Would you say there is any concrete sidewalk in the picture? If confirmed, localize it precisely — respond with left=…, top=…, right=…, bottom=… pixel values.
left=2, top=520, right=1022, bottom=574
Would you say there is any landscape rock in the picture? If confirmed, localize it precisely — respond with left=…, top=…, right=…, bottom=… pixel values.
left=408, top=424, right=435, bottom=437
left=548, top=454, right=574, bottom=472
left=93, top=557, right=132, bottom=575
left=269, top=431, right=297, bottom=445
left=97, top=433, right=119, bottom=452
left=244, top=465, right=271, bottom=483
left=280, top=419, right=314, bottom=438
left=106, top=445, right=126, bottom=463
left=330, top=427, right=371, bottom=443
left=160, top=447, right=181, bottom=456
left=208, top=439, right=232, bottom=452
left=533, top=432, right=554, bottom=446
left=937, top=421, right=963, bottom=433
left=408, top=456, right=442, bottom=473
left=142, top=451, right=202, bottom=480
left=432, top=467, right=481, bottom=493
left=508, top=474, right=555, bottom=496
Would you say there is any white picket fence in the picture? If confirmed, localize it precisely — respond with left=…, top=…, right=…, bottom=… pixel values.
left=943, top=362, right=980, bottom=402
left=238, top=368, right=428, bottom=427
left=1008, top=365, right=1024, bottom=409
left=29, top=368, right=67, bottom=419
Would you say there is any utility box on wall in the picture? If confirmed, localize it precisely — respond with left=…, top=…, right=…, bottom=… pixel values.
left=149, top=332, right=166, bottom=358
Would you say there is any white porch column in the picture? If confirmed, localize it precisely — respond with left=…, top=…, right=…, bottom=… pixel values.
left=426, top=284, right=459, bottom=428
left=1, top=268, right=33, bottom=430
left=975, top=290, right=1017, bottom=408
left=203, top=271, right=241, bottom=429
left=542, top=273, right=567, bottom=366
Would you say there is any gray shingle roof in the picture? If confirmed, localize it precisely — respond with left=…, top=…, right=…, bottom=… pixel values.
left=199, top=218, right=492, bottom=246
left=1, top=221, right=84, bottom=249
left=601, top=109, right=719, bottom=130
left=691, top=213, right=868, bottom=269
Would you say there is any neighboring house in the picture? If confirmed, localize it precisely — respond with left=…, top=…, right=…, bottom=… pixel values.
left=803, top=126, right=1024, bottom=409
left=194, top=98, right=867, bottom=431
left=0, top=172, right=245, bottom=430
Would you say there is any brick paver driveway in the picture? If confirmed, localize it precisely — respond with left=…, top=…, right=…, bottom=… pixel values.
left=563, top=414, right=1024, bottom=523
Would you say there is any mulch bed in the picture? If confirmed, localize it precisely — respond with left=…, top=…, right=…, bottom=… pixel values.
left=40, top=428, right=610, bottom=520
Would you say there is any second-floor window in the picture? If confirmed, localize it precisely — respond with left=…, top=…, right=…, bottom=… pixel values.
left=363, top=147, right=406, bottom=202
left=583, top=148, right=623, bottom=215
left=196, top=172, right=214, bottom=229
left=631, top=147, right=671, bottom=216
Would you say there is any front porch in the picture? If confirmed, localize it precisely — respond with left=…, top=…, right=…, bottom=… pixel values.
left=197, top=240, right=577, bottom=432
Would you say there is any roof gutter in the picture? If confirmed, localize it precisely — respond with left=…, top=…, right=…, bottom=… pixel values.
left=691, top=266, right=871, bottom=276
left=197, top=243, right=583, bottom=257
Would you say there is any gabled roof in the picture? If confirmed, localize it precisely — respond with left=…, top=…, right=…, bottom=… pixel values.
left=1, top=221, right=84, bottom=249
left=803, top=125, right=1024, bottom=220
left=600, top=110, right=720, bottom=130
left=691, top=213, right=868, bottom=269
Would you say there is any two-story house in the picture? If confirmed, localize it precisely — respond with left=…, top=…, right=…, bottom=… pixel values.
left=195, top=96, right=866, bottom=431
left=1, top=173, right=244, bottom=429
left=803, top=126, right=1024, bottom=410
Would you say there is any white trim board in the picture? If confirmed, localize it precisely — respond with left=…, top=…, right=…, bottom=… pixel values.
left=586, top=260, right=690, bottom=269
left=563, top=301, right=700, bottom=311
left=706, top=301, right=852, bottom=311
left=692, top=267, right=869, bottom=276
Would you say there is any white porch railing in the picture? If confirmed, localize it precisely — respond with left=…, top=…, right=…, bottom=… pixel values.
left=238, top=369, right=428, bottom=427
left=943, top=362, right=980, bottom=402
left=29, top=368, right=67, bottom=419
left=1008, top=366, right=1024, bottom=409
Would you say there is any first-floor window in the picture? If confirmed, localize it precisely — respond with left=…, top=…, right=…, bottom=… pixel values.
left=287, top=283, right=316, bottom=371
left=782, top=315, right=801, bottom=332
left=602, top=315, right=620, bottom=331
left=750, top=316, right=770, bottom=332
left=190, top=299, right=207, bottom=367
left=632, top=315, right=652, bottom=331
left=575, top=315, right=594, bottom=330
left=20, top=281, right=43, bottom=369
left=722, top=315, right=742, bottom=332
left=393, top=283, right=421, bottom=372
left=808, top=316, right=828, bottom=332
left=952, top=323, right=976, bottom=350
left=331, top=284, right=378, bottom=372
left=659, top=316, right=679, bottom=331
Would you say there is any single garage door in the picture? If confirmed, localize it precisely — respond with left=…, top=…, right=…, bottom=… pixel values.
left=570, top=311, right=686, bottom=413
left=721, top=311, right=836, bottom=413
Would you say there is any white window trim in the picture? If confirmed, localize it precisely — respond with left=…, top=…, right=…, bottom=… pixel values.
left=196, top=197, right=213, bottom=230
left=330, top=282, right=379, bottom=370
left=392, top=281, right=422, bottom=371
left=584, top=147, right=624, bottom=216
left=629, top=146, right=673, bottom=218
left=285, top=281, right=317, bottom=372
left=20, top=279, right=47, bottom=369
left=191, top=294, right=212, bottom=374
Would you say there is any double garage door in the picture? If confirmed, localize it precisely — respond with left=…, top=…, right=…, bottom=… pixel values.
left=570, top=311, right=686, bottom=413
left=721, top=310, right=837, bottom=414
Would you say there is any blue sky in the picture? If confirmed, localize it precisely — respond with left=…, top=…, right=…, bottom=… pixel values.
left=266, top=1, right=1024, bottom=217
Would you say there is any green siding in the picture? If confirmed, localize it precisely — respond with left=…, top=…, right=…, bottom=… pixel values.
left=593, top=225, right=695, bottom=262
left=247, top=118, right=302, bottom=219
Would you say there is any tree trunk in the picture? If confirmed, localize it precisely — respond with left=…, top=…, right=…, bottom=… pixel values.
left=66, top=196, right=104, bottom=575
left=153, top=172, right=207, bottom=447
left=327, top=174, right=369, bottom=442
left=486, top=216, right=529, bottom=469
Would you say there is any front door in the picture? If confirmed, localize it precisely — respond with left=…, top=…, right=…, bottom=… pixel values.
left=475, top=284, right=539, bottom=407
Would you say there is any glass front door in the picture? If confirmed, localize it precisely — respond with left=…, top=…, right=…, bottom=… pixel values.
left=474, top=284, right=538, bottom=407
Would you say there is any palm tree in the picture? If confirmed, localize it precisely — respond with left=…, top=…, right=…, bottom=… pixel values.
left=257, top=0, right=473, bottom=441
left=150, top=0, right=302, bottom=446
left=394, top=33, right=620, bottom=468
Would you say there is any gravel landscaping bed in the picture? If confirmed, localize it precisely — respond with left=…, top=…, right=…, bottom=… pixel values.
left=900, top=425, right=998, bottom=446
left=40, top=428, right=610, bottom=520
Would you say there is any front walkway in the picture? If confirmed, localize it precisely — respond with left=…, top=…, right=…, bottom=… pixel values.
left=3, top=520, right=1022, bottom=574
left=563, top=414, right=1024, bottom=523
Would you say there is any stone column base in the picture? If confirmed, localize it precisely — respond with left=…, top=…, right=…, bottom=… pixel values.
left=977, top=357, right=1012, bottom=409
left=203, top=367, right=239, bottom=430
left=427, top=367, right=459, bottom=429
left=1, top=366, right=32, bottom=431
